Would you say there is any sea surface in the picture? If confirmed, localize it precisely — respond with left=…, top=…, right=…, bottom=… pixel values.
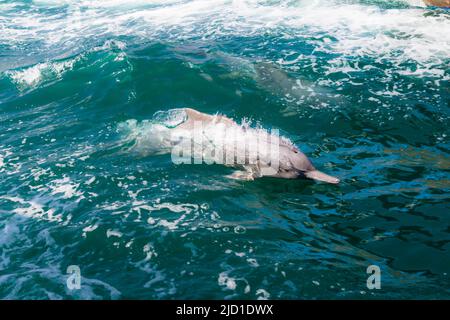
left=0, top=0, right=449, bottom=299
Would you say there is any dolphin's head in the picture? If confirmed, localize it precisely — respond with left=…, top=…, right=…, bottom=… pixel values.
left=288, top=148, right=315, bottom=173
left=288, top=148, right=340, bottom=184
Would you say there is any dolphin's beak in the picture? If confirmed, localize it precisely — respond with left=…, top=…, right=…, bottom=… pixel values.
left=304, top=170, right=340, bottom=184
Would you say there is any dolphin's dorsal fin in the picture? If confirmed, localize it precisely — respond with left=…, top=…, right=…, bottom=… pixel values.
left=185, top=108, right=236, bottom=126
left=185, top=108, right=212, bottom=122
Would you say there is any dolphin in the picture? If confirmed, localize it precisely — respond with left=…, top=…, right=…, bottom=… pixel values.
left=214, top=53, right=345, bottom=110
left=173, top=49, right=345, bottom=111
left=254, top=62, right=331, bottom=100
left=173, top=108, right=340, bottom=184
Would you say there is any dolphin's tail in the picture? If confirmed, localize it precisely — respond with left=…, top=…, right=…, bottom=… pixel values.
left=305, top=170, right=340, bottom=184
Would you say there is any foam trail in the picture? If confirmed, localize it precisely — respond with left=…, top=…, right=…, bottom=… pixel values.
left=405, top=0, right=426, bottom=7
left=1, top=0, right=448, bottom=75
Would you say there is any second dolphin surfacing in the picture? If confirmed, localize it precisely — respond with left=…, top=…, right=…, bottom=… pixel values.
left=172, top=108, right=340, bottom=184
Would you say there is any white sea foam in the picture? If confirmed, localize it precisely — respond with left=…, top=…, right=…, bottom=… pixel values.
left=143, top=243, right=158, bottom=261
left=82, top=223, right=99, bottom=237
left=118, top=119, right=174, bottom=156
left=218, top=271, right=237, bottom=290
left=255, top=288, right=270, bottom=300
left=1, top=0, right=448, bottom=81
left=0, top=196, right=63, bottom=222
left=5, top=57, right=80, bottom=89
left=106, top=229, right=123, bottom=238
left=0, top=148, right=14, bottom=173
left=49, top=176, right=84, bottom=200
left=405, top=0, right=426, bottom=7
left=133, top=201, right=200, bottom=230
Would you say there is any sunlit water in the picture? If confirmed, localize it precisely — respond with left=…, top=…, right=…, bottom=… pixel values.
left=0, top=0, right=449, bottom=299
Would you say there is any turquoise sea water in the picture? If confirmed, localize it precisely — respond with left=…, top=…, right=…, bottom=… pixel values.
left=0, top=0, right=449, bottom=299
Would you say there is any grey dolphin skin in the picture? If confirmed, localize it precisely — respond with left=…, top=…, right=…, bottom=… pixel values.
left=253, top=61, right=336, bottom=104
left=177, top=50, right=345, bottom=110
left=178, top=108, right=340, bottom=184
left=215, top=53, right=345, bottom=109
